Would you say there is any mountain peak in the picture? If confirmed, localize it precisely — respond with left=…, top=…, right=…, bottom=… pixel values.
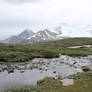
left=22, top=29, right=34, bottom=34
left=3, top=28, right=64, bottom=44
left=43, top=29, right=49, bottom=32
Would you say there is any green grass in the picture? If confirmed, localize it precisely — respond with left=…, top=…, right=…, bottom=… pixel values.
left=0, top=52, right=29, bottom=62
left=37, top=38, right=92, bottom=48
left=61, top=48, right=92, bottom=56
left=5, top=73, right=92, bottom=92
left=1, top=38, right=92, bottom=62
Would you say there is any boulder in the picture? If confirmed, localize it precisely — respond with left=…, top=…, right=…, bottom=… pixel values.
left=53, top=71, right=56, bottom=73
left=82, top=66, right=90, bottom=72
left=7, top=68, right=14, bottom=73
left=61, top=79, right=74, bottom=86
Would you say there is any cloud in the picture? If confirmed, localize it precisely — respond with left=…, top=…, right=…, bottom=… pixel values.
left=0, top=0, right=92, bottom=40
left=3, top=0, right=49, bottom=4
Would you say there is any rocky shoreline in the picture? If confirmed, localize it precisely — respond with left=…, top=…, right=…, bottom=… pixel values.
left=0, top=55, right=92, bottom=92
left=0, top=55, right=92, bottom=77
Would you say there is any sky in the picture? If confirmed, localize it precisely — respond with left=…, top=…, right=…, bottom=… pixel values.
left=0, top=0, right=92, bottom=40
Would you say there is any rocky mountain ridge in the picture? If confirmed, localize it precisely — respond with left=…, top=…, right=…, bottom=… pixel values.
left=3, top=29, right=64, bottom=44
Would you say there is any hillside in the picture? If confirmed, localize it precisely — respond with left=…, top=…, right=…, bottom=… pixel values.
left=34, top=38, right=92, bottom=48
left=1, top=38, right=92, bottom=62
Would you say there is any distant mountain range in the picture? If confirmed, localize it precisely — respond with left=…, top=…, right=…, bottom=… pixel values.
left=3, top=29, right=66, bottom=44
left=2, top=24, right=92, bottom=44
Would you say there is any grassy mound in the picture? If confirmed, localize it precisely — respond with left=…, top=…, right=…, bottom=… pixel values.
left=0, top=52, right=29, bottom=62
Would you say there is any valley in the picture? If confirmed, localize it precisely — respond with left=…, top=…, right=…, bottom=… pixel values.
left=0, top=38, right=92, bottom=92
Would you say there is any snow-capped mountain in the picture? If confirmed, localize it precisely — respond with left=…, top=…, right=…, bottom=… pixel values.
left=3, top=23, right=92, bottom=44
left=3, top=29, right=64, bottom=44
left=27, top=29, right=63, bottom=42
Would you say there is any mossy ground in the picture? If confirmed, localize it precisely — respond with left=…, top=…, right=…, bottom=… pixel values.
left=1, top=38, right=92, bottom=62
left=5, top=73, right=92, bottom=92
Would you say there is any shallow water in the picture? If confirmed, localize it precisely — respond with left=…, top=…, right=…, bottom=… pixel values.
left=0, top=55, right=92, bottom=92
left=0, top=70, right=56, bottom=92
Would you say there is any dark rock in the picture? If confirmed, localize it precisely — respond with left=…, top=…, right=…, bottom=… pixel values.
left=73, top=62, right=77, bottom=64
left=7, top=68, right=14, bottom=73
left=0, top=69, right=2, bottom=72
left=53, top=71, right=56, bottom=73
left=15, top=66, right=21, bottom=70
left=39, top=68, right=42, bottom=70
left=45, top=69, right=47, bottom=71
left=20, top=71, right=25, bottom=73
left=82, top=66, right=90, bottom=72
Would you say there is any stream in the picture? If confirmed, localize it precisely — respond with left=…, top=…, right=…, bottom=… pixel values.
left=0, top=55, right=92, bottom=92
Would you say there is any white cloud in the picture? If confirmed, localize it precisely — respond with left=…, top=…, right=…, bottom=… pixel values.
left=0, top=0, right=92, bottom=39
left=3, top=0, right=50, bottom=4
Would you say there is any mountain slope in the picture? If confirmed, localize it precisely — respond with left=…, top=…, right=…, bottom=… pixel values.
left=27, top=29, right=63, bottom=43
left=3, top=29, right=64, bottom=44
left=4, top=29, right=35, bottom=44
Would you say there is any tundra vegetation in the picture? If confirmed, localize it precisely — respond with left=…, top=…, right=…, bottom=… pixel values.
left=0, top=38, right=92, bottom=62
left=0, top=38, right=92, bottom=92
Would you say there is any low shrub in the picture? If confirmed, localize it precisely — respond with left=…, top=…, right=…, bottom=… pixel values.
left=40, top=50, right=59, bottom=58
left=0, top=52, right=29, bottom=62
